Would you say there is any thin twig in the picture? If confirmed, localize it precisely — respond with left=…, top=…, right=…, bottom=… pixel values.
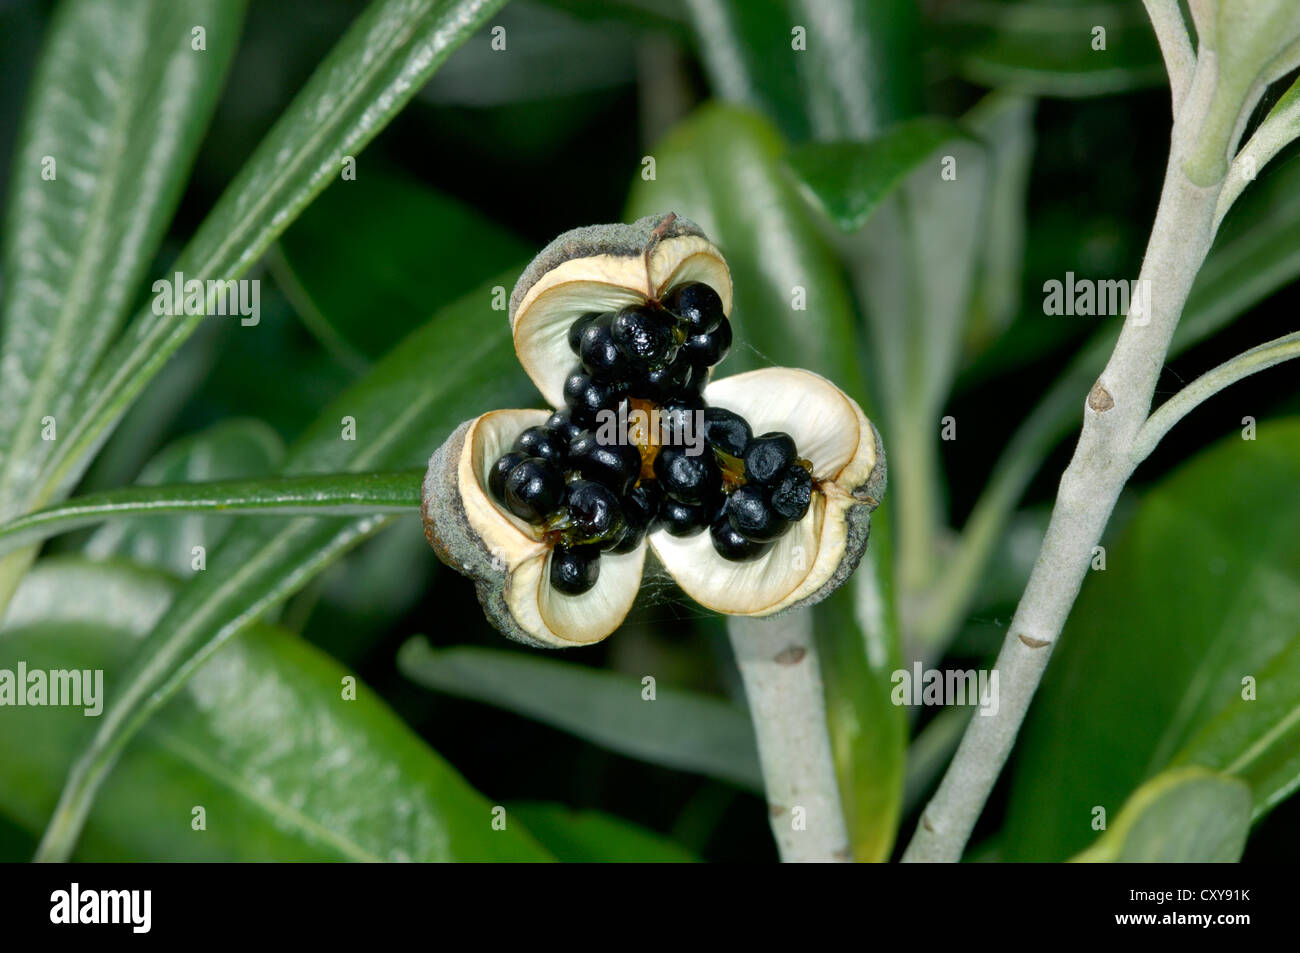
left=1143, top=0, right=1196, bottom=115
left=1134, top=330, right=1300, bottom=462
left=1215, top=77, right=1300, bottom=228
left=728, top=612, right=851, bottom=863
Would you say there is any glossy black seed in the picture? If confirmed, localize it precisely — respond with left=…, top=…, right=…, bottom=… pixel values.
left=771, top=463, right=813, bottom=522
left=726, top=484, right=788, bottom=542
left=636, top=351, right=695, bottom=402
left=545, top=409, right=584, bottom=448
left=612, top=306, right=679, bottom=369
left=657, top=497, right=711, bottom=537
left=611, top=525, right=644, bottom=554
left=664, top=282, right=724, bottom=334
left=743, top=431, right=798, bottom=485
left=488, top=450, right=529, bottom=501
left=579, top=313, right=632, bottom=381
left=513, top=425, right=567, bottom=466
left=611, top=481, right=662, bottom=553
left=710, top=513, right=772, bottom=562
left=629, top=480, right=663, bottom=527
left=702, top=407, right=752, bottom=458
left=568, top=312, right=602, bottom=354
left=659, top=397, right=704, bottom=450
left=654, top=445, right=722, bottom=506
left=503, top=457, right=564, bottom=523
left=550, top=544, right=601, bottom=595
left=682, top=317, right=732, bottom=368
left=568, top=430, right=641, bottom=495
left=564, top=479, right=626, bottom=548
left=563, top=368, right=625, bottom=428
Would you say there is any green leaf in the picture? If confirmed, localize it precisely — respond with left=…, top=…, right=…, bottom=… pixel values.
left=1004, top=420, right=1300, bottom=860
left=508, top=802, right=698, bottom=862
left=77, top=322, right=227, bottom=495
left=814, top=567, right=905, bottom=862
left=0, top=470, right=421, bottom=561
left=398, top=639, right=763, bottom=792
left=1215, top=75, right=1300, bottom=215
left=1181, top=2, right=1300, bottom=185
left=1171, top=633, right=1300, bottom=818
left=929, top=0, right=1164, bottom=98
left=296, top=526, right=439, bottom=662
left=902, top=706, right=972, bottom=816
left=828, top=130, right=987, bottom=433
left=963, top=91, right=1036, bottom=352
left=33, top=0, right=510, bottom=524
left=541, top=0, right=687, bottom=34
left=35, top=270, right=536, bottom=861
left=1072, top=769, right=1251, bottom=863
left=1180, top=155, right=1300, bottom=348
left=0, top=557, right=549, bottom=861
left=786, top=117, right=975, bottom=233
left=85, top=419, right=284, bottom=575
left=824, top=120, right=986, bottom=596
left=0, top=0, right=246, bottom=520
left=275, top=171, right=529, bottom=368
left=682, top=0, right=922, bottom=141
left=421, top=2, right=641, bottom=106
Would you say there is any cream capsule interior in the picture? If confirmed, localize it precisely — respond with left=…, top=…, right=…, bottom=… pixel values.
left=463, top=408, right=648, bottom=647
left=511, top=235, right=733, bottom=409
left=649, top=367, right=878, bottom=617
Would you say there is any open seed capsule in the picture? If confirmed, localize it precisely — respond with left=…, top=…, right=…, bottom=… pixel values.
left=422, top=214, right=885, bottom=647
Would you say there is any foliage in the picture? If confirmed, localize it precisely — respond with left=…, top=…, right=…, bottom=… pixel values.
left=0, top=0, right=1298, bottom=861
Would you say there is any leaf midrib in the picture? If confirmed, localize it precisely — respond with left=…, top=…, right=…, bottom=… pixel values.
left=143, top=723, right=383, bottom=862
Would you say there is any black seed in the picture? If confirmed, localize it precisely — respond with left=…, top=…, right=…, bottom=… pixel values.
left=568, top=312, right=602, bottom=355
left=612, top=305, right=679, bottom=369
left=629, top=480, right=663, bottom=529
left=664, top=282, right=724, bottom=334
left=513, top=425, right=567, bottom=466
left=636, top=351, right=695, bottom=402
left=504, top=457, right=564, bottom=523
left=545, top=409, right=584, bottom=448
left=702, top=407, right=752, bottom=458
left=654, top=444, right=721, bottom=506
left=564, top=479, right=626, bottom=548
left=611, top=481, right=662, bottom=553
left=659, top=398, right=704, bottom=450
left=579, top=313, right=632, bottom=382
left=658, top=496, right=711, bottom=537
left=611, top=525, right=644, bottom=554
left=743, top=431, right=798, bottom=485
left=683, top=317, right=732, bottom=368
left=488, top=450, right=529, bottom=501
left=710, top=513, right=772, bottom=562
left=550, top=544, right=601, bottom=595
left=771, top=463, right=813, bottom=522
left=568, top=430, right=641, bottom=495
left=726, top=484, right=788, bottom=542
left=563, top=368, right=625, bottom=428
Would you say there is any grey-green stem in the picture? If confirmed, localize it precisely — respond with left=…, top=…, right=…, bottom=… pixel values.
left=728, top=612, right=851, bottom=862
left=1134, top=329, right=1300, bottom=461
left=903, top=49, right=1230, bottom=862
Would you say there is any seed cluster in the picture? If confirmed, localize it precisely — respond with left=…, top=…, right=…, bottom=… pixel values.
left=488, top=282, right=814, bottom=595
